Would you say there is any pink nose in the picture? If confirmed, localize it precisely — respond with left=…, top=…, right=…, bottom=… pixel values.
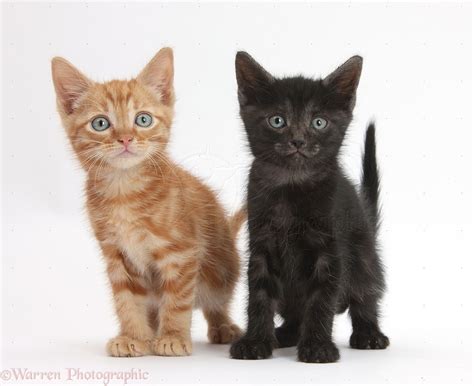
left=117, top=135, right=134, bottom=148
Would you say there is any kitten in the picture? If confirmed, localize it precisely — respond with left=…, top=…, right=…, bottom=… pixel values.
left=52, top=48, right=243, bottom=357
left=230, top=52, right=389, bottom=363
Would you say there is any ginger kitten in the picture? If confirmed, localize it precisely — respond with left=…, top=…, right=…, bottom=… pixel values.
left=52, top=48, right=243, bottom=357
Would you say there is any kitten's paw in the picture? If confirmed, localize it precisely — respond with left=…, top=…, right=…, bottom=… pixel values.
left=297, top=341, right=340, bottom=363
left=208, top=324, right=242, bottom=344
left=275, top=325, right=298, bottom=348
left=350, top=331, right=390, bottom=349
left=230, top=336, right=274, bottom=360
left=106, top=336, right=151, bottom=357
left=152, top=335, right=192, bottom=356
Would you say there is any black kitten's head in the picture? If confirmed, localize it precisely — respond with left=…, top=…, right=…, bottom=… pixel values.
left=236, top=52, right=362, bottom=175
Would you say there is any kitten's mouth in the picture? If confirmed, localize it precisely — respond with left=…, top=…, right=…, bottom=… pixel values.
left=116, top=149, right=137, bottom=158
left=288, top=150, right=309, bottom=158
left=286, top=147, right=320, bottom=159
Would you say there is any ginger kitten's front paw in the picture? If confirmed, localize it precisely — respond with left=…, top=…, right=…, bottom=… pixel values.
left=152, top=335, right=192, bottom=356
left=106, top=336, right=152, bottom=357
left=208, top=323, right=242, bottom=344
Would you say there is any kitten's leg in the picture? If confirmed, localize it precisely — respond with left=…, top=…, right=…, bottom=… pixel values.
left=103, top=246, right=154, bottom=357
left=201, top=245, right=241, bottom=344
left=349, top=245, right=389, bottom=349
left=297, top=253, right=341, bottom=363
left=349, top=295, right=389, bottom=349
left=230, top=250, right=278, bottom=360
left=203, top=305, right=242, bottom=344
left=152, top=259, right=197, bottom=356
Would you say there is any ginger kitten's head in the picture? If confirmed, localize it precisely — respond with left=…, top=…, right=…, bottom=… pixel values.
left=52, top=48, right=174, bottom=170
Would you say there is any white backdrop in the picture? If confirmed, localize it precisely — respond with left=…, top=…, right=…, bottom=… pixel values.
left=1, top=1, right=472, bottom=384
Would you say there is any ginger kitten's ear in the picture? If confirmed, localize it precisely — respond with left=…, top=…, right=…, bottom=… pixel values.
left=51, top=57, right=93, bottom=115
left=323, top=55, right=363, bottom=110
left=235, top=51, right=275, bottom=106
left=138, top=47, right=174, bottom=106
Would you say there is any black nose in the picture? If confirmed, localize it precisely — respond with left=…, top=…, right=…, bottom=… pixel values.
left=290, top=139, right=306, bottom=149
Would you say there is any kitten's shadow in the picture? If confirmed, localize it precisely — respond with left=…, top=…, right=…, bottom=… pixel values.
left=273, top=347, right=298, bottom=361
left=195, top=341, right=298, bottom=361
left=193, top=340, right=233, bottom=356
left=79, top=340, right=227, bottom=358
left=83, top=340, right=297, bottom=360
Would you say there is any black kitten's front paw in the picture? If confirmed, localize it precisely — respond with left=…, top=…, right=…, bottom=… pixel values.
left=230, top=336, right=274, bottom=360
left=350, top=330, right=390, bottom=349
left=297, top=340, right=340, bottom=363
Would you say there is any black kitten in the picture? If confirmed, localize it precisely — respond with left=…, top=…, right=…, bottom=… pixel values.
left=230, top=53, right=389, bottom=363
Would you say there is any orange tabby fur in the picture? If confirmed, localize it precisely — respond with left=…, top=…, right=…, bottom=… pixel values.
left=51, top=48, right=243, bottom=357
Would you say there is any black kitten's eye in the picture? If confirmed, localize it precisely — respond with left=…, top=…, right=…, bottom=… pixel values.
left=135, top=112, right=153, bottom=128
left=312, top=117, right=328, bottom=130
left=268, top=115, right=286, bottom=129
left=91, top=116, right=110, bottom=132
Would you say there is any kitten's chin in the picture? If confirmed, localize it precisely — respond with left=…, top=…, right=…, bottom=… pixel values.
left=107, top=154, right=147, bottom=169
left=275, top=153, right=313, bottom=172
left=286, top=153, right=309, bottom=166
left=255, top=157, right=313, bottom=186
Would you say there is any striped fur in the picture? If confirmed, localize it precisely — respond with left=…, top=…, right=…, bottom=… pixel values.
left=52, top=48, right=243, bottom=357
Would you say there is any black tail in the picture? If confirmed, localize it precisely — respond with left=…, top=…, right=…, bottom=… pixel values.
left=362, top=122, right=380, bottom=232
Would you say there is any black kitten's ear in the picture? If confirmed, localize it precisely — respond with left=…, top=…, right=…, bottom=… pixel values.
left=323, top=56, right=363, bottom=110
left=235, top=51, right=274, bottom=105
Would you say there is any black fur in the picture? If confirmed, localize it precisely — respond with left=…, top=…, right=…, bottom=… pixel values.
left=230, top=53, right=389, bottom=363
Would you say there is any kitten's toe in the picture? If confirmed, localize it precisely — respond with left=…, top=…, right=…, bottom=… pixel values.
left=106, top=336, right=151, bottom=357
left=152, top=335, right=192, bottom=356
left=297, top=341, right=340, bottom=363
left=208, top=323, right=242, bottom=344
left=350, top=331, right=390, bottom=349
left=230, top=336, right=274, bottom=360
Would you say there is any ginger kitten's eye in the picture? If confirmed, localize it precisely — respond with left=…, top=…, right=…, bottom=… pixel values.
left=91, top=116, right=110, bottom=132
left=312, top=117, right=328, bottom=130
left=135, top=113, right=153, bottom=128
left=268, top=115, right=286, bottom=129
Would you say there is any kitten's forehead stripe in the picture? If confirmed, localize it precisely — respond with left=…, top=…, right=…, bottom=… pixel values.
left=105, top=88, right=115, bottom=106
left=125, top=90, right=132, bottom=106
left=99, top=97, right=108, bottom=111
left=95, top=81, right=142, bottom=129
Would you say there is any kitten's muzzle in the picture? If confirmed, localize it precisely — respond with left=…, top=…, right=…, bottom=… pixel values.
left=115, top=135, right=137, bottom=156
left=289, top=139, right=307, bottom=149
left=288, top=146, right=320, bottom=159
left=117, top=135, right=134, bottom=149
left=287, top=139, right=310, bottom=158
left=274, top=141, right=317, bottom=159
